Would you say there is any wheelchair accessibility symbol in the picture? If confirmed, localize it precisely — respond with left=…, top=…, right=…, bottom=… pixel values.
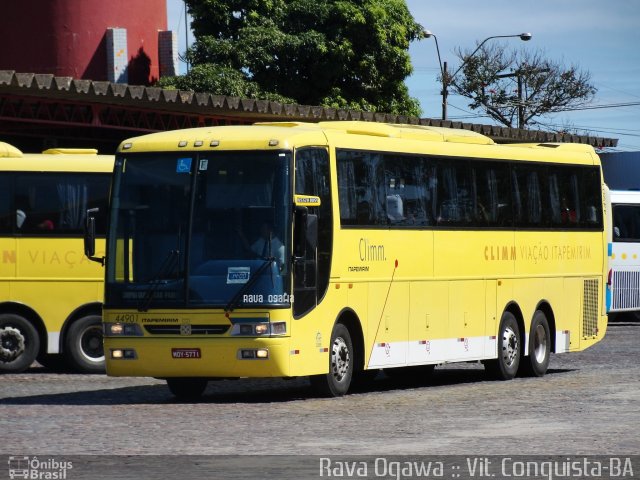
left=176, top=157, right=192, bottom=173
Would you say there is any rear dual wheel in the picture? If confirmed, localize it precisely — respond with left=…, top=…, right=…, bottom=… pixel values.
left=485, top=310, right=551, bottom=379
left=521, top=310, right=551, bottom=377
left=485, top=312, right=520, bottom=380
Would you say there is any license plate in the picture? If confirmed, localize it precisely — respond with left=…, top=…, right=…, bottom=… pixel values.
left=171, top=348, right=201, bottom=359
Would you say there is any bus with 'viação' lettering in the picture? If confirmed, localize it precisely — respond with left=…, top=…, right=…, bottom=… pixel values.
left=1, top=142, right=112, bottom=373
left=85, top=121, right=609, bottom=398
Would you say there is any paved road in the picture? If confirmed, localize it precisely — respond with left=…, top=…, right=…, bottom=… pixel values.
left=1, top=321, right=638, bottom=462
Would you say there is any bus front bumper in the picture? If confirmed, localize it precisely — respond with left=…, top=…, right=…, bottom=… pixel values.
left=104, top=337, right=291, bottom=378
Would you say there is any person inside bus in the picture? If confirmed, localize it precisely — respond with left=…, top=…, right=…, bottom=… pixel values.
left=16, top=209, right=26, bottom=229
left=237, top=221, right=285, bottom=270
left=37, top=218, right=55, bottom=230
left=15, top=210, right=55, bottom=231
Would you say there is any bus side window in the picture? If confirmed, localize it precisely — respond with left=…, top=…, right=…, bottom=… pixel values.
left=337, top=150, right=385, bottom=227
left=0, top=173, right=14, bottom=234
left=513, top=166, right=543, bottom=227
left=437, top=164, right=460, bottom=224
left=13, top=173, right=110, bottom=235
left=382, top=155, right=431, bottom=227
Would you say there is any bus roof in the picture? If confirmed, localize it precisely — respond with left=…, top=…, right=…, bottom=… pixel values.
left=610, top=190, right=640, bottom=204
left=116, top=121, right=600, bottom=165
left=0, top=141, right=23, bottom=157
left=0, top=142, right=114, bottom=173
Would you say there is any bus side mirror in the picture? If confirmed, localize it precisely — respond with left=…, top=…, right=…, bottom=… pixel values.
left=84, top=208, right=104, bottom=266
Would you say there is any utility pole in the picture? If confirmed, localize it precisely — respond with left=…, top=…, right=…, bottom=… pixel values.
left=517, top=74, right=524, bottom=129
left=423, top=31, right=531, bottom=122
left=496, top=70, right=524, bottom=128
left=442, top=61, right=448, bottom=121
left=497, top=67, right=550, bottom=129
left=184, top=0, right=190, bottom=73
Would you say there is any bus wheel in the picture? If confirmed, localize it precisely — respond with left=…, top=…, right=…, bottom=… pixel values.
left=521, top=310, right=551, bottom=377
left=485, top=312, right=520, bottom=380
left=65, top=315, right=105, bottom=373
left=0, top=314, right=40, bottom=373
left=310, top=323, right=354, bottom=397
left=166, top=378, right=208, bottom=400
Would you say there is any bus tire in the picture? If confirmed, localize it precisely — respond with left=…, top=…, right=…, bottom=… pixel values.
left=64, top=315, right=105, bottom=373
left=521, top=310, right=551, bottom=377
left=310, top=323, right=353, bottom=397
left=0, top=314, right=40, bottom=373
left=166, top=378, right=208, bottom=400
left=485, top=311, right=520, bottom=380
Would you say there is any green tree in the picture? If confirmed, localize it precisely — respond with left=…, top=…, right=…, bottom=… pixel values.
left=447, top=44, right=596, bottom=129
left=158, top=0, right=424, bottom=116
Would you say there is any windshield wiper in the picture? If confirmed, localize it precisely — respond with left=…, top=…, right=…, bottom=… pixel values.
left=225, top=257, right=275, bottom=313
left=138, top=249, right=180, bottom=312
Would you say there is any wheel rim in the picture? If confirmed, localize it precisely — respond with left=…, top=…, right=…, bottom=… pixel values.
left=532, top=323, right=548, bottom=364
left=0, top=327, right=25, bottom=362
left=78, top=325, right=104, bottom=362
left=331, top=336, right=350, bottom=383
left=500, top=325, right=519, bottom=367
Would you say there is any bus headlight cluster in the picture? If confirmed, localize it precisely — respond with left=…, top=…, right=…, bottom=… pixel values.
left=230, top=322, right=286, bottom=337
left=104, top=323, right=143, bottom=337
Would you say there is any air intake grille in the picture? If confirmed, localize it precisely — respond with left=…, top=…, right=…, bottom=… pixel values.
left=611, top=270, right=640, bottom=311
left=144, top=325, right=229, bottom=335
left=583, top=279, right=599, bottom=337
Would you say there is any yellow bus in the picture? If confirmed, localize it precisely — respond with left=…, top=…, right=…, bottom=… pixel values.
left=88, top=122, right=608, bottom=397
left=1, top=142, right=112, bottom=373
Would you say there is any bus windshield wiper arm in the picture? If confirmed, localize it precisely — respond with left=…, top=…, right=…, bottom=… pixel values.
left=225, top=257, right=275, bottom=313
left=138, top=249, right=179, bottom=312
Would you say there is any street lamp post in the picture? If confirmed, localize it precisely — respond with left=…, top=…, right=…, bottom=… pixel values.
left=423, top=31, right=532, bottom=121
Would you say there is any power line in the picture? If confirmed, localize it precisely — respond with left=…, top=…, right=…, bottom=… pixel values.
left=555, top=101, right=640, bottom=113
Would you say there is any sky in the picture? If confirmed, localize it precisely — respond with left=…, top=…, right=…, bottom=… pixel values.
left=166, top=0, right=640, bottom=152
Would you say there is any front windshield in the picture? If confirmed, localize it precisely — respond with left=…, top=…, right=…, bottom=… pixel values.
left=106, top=150, right=291, bottom=310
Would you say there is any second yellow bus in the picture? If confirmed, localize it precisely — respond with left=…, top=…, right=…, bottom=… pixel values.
left=1, top=142, right=112, bottom=373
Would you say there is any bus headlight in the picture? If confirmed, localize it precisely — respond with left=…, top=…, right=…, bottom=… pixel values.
left=238, top=348, right=269, bottom=360
left=104, top=323, right=143, bottom=336
left=110, top=348, right=137, bottom=359
left=230, top=322, right=287, bottom=336
left=254, top=324, right=269, bottom=335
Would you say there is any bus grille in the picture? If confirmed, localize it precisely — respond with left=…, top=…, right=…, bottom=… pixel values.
left=611, top=270, right=640, bottom=311
left=582, top=279, right=599, bottom=337
left=144, top=325, right=230, bottom=335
